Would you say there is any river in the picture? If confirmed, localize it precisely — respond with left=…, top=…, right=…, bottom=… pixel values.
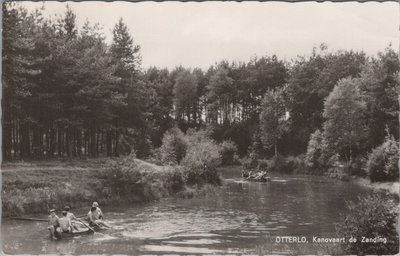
left=1, top=168, right=371, bottom=255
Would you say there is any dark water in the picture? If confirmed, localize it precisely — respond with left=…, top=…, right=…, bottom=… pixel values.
left=2, top=169, right=370, bottom=255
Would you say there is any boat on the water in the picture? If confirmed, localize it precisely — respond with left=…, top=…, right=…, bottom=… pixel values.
left=57, top=228, right=93, bottom=238
left=242, top=170, right=270, bottom=182
left=54, top=225, right=109, bottom=239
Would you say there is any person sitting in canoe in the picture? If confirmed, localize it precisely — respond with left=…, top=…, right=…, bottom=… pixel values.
left=48, top=209, right=60, bottom=240
left=58, top=210, right=73, bottom=233
left=92, top=202, right=103, bottom=220
left=87, top=206, right=111, bottom=228
left=64, top=206, right=81, bottom=230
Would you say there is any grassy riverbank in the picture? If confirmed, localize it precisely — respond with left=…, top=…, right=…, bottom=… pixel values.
left=1, top=157, right=218, bottom=217
left=2, top=159, right=106, bottom=216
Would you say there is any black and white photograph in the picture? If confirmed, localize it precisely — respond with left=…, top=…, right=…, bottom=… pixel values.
left=1, top=1, right=399, bottom=255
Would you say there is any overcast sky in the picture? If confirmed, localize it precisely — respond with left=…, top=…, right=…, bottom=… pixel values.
left=21, top=1, right=398, bottom=70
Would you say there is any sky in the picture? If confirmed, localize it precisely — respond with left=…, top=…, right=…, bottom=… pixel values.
left=21, top=1, right=398, bottom=70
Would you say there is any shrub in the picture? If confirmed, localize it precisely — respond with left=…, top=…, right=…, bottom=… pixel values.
left=288, top=155, right=307, bottom=173
left=146, top=147, right=163, bottom=165
left=232, top=153, right=241, bottom=165
left=257, top=159, right=269, bottom=171
left=219, top=140, right=238, bottom=165
left=139, top=165, right=185, bottom=199
left=181, top=135, right=221, bottom=185
left=367, top=133, right=399, bottom=182
left=241, top=150, right=259, bottom=171
left=347, top=156, right=368, bottom=177
left=305, top=129, right=334, bottom=171
left=160, top=127, right=187, bottom=165
left=101, top=152, right=143, bottom=199
left=336, top=192, right=399, bottom=255
left=266, top=155, right=290, bottom=173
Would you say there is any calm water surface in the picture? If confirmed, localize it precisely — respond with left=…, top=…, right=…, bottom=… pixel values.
left=2, top=169, right=370, bottom=254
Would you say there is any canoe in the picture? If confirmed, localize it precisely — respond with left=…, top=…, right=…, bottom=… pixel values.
left=55, top=225, right=107, bottom=239
left=57, top=228, right=93, bottom=238
left=242, top=171, right=270, bottom=182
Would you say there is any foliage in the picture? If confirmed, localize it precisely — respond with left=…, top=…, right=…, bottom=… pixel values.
left=2, top=2, right=398, bottom=166
left=159, top=127, right=187, bottom=165
left=286, top=46, right=367, bottom=154
left=357, top=47, right=400, bottom=150
left=323, top=77, right=367, bottom=163
left=119, top=128, right=153, bottom=159
left=367, top=132, right=399, bottom=182
left=101, top=152, right=142, bottom=198
left=260, top=88, right=290, bottom=156
left=336, top=192, right=399, bottom=255
left=173, top=69, right=198, bottom=124
left=110, top=17, right=141, bottom=77
left=305, top=129, right=336, bottom=172
left=241, top=154, right=259, bottom=171
left=1, top=159, right=109, bottom=216
left=219, top=140, right=238, bottom=165
left=181, top=131, right=222, bottom=185
left=265, top=155, right=288, bottom=173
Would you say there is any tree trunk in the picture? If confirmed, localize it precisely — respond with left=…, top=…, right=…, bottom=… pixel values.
left=13, top=119, right=18, bottom=158
left=72, top=130, right=77, bottom=157
left=20, top=122, right=30, bottom=159
left=84, top=130, right=89, bottom=157
left=57, top=127, right=62, bottom=157
left=49, top=128, right=55, bottom=158
left=106, top=130, right=112, bottom=157
left=32, top=126, right=40, bottom=159
left=274, top=143, right=278, bottom=158
left=114, top=129, right=119, bottom=157
left=90, top=127, right=96, bottom=158
left=77, top=130, right=82, bottom=158
left=96, top=129, right=100, bottom=157
left=2, top=118, right=12, bottom=160
left=100, top=131, right=104, bottom=154
left=66, top=127, right=72, bottom=160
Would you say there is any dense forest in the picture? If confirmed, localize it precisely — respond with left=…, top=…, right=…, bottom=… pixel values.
left=2, top=3, right=399, bottom=169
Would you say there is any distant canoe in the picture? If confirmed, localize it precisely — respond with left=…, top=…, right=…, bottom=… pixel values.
left=242, top=170, right=270, bottom=182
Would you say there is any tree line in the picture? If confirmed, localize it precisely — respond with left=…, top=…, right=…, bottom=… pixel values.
left=2, top=3, right=399, bottom=161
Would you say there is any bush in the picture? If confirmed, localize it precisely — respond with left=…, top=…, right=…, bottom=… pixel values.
left=262, top=155, right=306, bottom=173
left=305, top=129, right=334, bottom=172
left=139, top=165, right=185, bottom=199
left=160, top=127, right=187, bottom=165
left=241, top=150, right=259, bottom=171
left=146, top=147, right=162, bottom=165
left=347, top=156, right=368, bottom=177
left=266, top=155, right=290, bottom=173
left=367, top=133, right=399, bottom=182
left=101, top=152, right=186, bottom=201
left=288, top=154, right=307, bottom=173
left=232, top=153, right=241, bottom=165
left=181, top=133, right=221, bottom=185
left=336, top=192, right=399, bottom=255
left=101, top=152, right=143, bottom=199
left=257, top=159, right=269, bottom=171
left=219, top=140, right=238, bottom=165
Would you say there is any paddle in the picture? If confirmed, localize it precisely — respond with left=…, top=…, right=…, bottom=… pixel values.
left=76, top=220, right=97, bottom=233
left=11, top=214, right=86, bottom=222
left=11, top=217, right=47, bottom=222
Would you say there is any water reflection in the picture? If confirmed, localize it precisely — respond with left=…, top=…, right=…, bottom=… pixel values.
left=2, top=173, right=369, bottom=254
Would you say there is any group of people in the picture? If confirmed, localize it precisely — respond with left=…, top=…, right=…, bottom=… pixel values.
left=47, top=202, right=109, bottom=240
left=242, top=170, right=270, bottom=182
